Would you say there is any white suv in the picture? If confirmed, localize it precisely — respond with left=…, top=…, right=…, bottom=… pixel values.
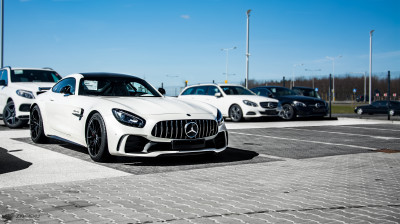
left=0, top=67, right=62, bottom=128
left=178, top=84, right=281, bottom=122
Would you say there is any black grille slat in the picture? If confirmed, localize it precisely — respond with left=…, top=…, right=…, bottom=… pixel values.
left=151, top=119, right=218, bottom=139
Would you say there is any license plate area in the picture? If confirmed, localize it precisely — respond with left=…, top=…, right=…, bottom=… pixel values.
left=172, top=139, right=206, bottom=150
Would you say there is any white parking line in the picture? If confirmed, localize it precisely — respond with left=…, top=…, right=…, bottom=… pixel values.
left=230, top=131, right=379, bottom=151
left=284, top=127, right=400, bottom=140
left=341, top=125, right=400, bottom=132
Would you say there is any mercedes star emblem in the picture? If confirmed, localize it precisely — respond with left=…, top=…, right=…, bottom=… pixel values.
left=184, top=122, right=199, bottom=138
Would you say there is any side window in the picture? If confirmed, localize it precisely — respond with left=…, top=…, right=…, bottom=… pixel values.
left=207, top=86, right=220, bottom=95
left=0, top=70, right=8, bottom=85
left=52, top=78, right=76, bottom=95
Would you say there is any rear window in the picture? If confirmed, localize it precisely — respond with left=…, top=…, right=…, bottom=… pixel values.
left=11, top=70, right=62, bottom=83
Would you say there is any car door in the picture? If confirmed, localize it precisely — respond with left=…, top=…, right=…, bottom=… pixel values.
left=46, top=78, right=84, bottom=141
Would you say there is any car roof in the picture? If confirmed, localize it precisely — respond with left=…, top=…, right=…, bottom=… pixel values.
left=254, top=86, right=288, bottom=89
left=65, top=72, right=140, bottom=79
left=186, top=83, right=244, bottom=87
left=8, top=67, right=56, bottom=71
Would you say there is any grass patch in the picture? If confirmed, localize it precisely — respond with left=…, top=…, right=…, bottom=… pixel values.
left=331, top=103, right=366, bottom=114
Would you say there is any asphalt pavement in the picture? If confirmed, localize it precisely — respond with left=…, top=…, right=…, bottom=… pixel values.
left=1, top=116, right=399, bottom=223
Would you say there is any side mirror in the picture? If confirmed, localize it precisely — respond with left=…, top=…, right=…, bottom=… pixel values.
left=214, top=92, right=222, bottom=97
left=60, top=85, right=73, bottom=95
left=0, top=80, right=6, bottom=86
left=158, top=88, right=166, bottom=95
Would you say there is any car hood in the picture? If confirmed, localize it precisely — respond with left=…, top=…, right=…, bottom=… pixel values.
left=11, top=82, right=55, bottom=93
left=227, top=95, right=278, bottom=103
left=102, top=97, right=214, bottom=115
left=277, top=95, right=326, bottom=103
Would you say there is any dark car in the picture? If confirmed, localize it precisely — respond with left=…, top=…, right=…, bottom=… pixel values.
left=251, top=86, right=328, bottom=120
left=291, top=86, right=322, bottom=99
left=354, top=101, right=400, bottom=116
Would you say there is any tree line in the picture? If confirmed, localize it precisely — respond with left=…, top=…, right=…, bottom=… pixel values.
left=245, top=72, right=400, bottom=101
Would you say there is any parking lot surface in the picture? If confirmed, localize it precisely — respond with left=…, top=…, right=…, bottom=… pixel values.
left=1, top=118, right=400, bottom=223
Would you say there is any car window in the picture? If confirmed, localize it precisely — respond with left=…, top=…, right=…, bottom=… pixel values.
left=253, top=88, right=269, bottom=97
left=267, top=87, right=297, bottom=97
left=181, top=87, right=196, bottom=95
left=193, top=86, right=208, bottom=95
left=52, top=78, right=76, bottom=95
left=0, top=70, right=7, bottom=85
left=11, top=70, right=62, bottom=83
left=207, top=86, right=220, bottom=95
left=79, top=76, right=160, bottom=97
left=221, top=86, right=254, bottom=95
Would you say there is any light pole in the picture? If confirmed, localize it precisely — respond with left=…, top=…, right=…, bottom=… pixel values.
left=326, top=55, right=342, bottom=101
left=369, top=30, right=374, bottom=104
left=291, top=63, right=304, bottom=87
left=1, top=0, right=4, bottom=68
left=245, top=9, right=251, bottom=88
left=305, top=68, right=321, bottom=89
left=221, top=46, right=236, bottom=83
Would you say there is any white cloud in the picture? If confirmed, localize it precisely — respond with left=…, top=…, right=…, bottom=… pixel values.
left=180, top=15, right=190, bottom=20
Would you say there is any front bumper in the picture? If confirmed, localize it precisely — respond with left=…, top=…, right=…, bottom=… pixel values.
left=294, top=106, right=328, bottom=117
left=104, top=113, right=229, bottom=157
left=243, top=105, right=282, bottom=118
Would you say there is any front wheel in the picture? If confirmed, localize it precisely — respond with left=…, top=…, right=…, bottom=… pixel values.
left=357, top=108, right=363, bottom=115
left=389, top=109, right=395, bottom=116
left=86, top=113, right=110, bottom=162
left=3, top=101, right=28, bottom=128
left=229, top=104, right=243, bottom=122
left=30, top=105, right=49, bottom=143
left=281, top=104, right=295, bottom=120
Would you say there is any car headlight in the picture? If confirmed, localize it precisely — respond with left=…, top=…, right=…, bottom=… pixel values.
left=112, top=109, right=146, bottom=128
left=243, top=100, right=258, bottom=107
left=16, top=90, right=35, bottom=99
left=293, top=101, right=306, bottom=107
left=216, top=109, right=224, bottom=126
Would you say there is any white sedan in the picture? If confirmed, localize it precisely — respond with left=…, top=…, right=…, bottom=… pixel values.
left=178, top=84, right=281, bottom=122
left=30, top=73, right=228, bottom=162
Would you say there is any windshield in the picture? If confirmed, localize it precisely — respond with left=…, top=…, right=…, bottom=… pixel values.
left=294, top=88, right=321, bottom=98
left=79, top=76, right=161, bottom=97
left=11, top=69, right=62, bottom=83
left=221, top=86, right=254, bottom=95
left=267, top=87, right=298, bottom=97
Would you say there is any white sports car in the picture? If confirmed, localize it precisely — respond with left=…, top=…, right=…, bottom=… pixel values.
left=30, top=73, right=228, bottom=162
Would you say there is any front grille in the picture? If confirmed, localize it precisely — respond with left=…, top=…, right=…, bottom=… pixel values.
left=260, top=102, right=278, bottom=109
left=151, top=119, right=218, bottom=139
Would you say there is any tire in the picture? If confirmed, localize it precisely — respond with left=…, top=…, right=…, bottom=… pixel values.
left=30, top=105, right=49, bottom=143
left=3, top=101, right=28, bottom=128
left=229, top=104, right=243, bottom=122
left=357, top=108, right=363, bottom=115
left=281, top=104, right=295, bottom=120
left=389, top=109, right=395, bottom=116
left=86, top=113, right=110, bottom=162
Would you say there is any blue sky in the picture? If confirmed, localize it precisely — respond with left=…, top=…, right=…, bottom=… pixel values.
left=3, top=0, right=400, bottom=87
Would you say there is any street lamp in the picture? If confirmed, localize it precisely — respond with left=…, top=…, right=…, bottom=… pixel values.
left=245, top=9, right=251, bottom=88
left=1, top=0, right=4, bottom=68
left=221, top=46, right=236, bottom=83
left=292, top=63, right=304, bottom=87
left=305, top=68, right=321, bottom=89
left=369, top=30, right=374, bottom=104
left=326, top=55, right=342, bottom=101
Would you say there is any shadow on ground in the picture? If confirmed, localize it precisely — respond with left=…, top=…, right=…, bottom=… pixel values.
left=0, top=147, right=32, bottom=174
left=13, top=138, right=280, bottom=175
